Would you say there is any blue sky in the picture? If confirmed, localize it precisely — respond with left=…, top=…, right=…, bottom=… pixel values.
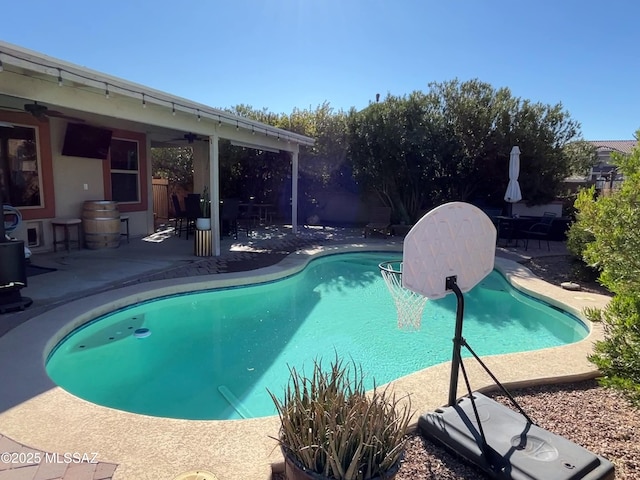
left=2, top=0, right=638, bottom=140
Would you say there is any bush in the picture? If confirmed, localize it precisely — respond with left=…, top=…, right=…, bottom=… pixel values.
left=565, top=190, right=596, bottom=260
left=571, top=131, right=640, bottom=404
left=588, top=295, right=640, bottom=404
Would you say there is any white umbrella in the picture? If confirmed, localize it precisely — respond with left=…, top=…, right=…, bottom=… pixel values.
left=504, top=146, right=522, bottom=204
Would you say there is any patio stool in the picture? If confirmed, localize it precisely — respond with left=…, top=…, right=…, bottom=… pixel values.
left=51, top=218, right=82, bottom=252
left=120, top=215, right=130, bottom=243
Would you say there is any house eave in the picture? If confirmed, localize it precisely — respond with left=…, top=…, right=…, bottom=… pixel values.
left=0, top=40, right=314, bottom=147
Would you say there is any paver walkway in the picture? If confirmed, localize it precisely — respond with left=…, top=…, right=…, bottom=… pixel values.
left=0, top=434, right=117, bottom=480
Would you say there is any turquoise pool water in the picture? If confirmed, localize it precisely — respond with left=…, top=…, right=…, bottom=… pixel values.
left=46, top=252, right=588, bottom=420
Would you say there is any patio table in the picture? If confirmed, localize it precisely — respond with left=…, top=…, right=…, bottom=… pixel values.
left=239, top=203, right=274, bottom=224
left=495, top=216, right=535, bottom=247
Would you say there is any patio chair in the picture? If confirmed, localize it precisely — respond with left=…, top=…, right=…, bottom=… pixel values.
left=237, top=200, right=259, bottom=237
left=364, top=206, right=392, bottom=238
left=221, top=198, right=241, bottom=239
left=481, top=208, right=502, bottom=228
left=171, top=194, right=188, bottom=237
left=183, top=193, right=201, bottom=240
left=520, top=212, right=556, bottom=251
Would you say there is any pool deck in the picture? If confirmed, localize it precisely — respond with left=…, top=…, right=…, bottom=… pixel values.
left=0, top=225, right=611, bottom=480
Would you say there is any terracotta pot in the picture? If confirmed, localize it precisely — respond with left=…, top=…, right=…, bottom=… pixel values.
left=284, top=451, right=401, bottom=480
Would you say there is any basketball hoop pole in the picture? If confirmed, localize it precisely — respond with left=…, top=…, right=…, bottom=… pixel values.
left=446, top=275, right=464, bottom=407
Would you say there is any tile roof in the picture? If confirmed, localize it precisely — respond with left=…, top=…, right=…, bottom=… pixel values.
left=587, top=140, right=637, bottom=154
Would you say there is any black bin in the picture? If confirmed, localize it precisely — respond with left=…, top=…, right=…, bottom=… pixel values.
left=0, top=240, right=27, bottom=287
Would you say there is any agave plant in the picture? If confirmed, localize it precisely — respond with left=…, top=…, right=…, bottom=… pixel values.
left=269, top=355, right=411, bottom=480
left=200, top=185, right=210, bottom=218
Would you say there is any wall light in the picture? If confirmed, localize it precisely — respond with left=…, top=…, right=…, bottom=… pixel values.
left=105, top=83, right=110, bottom=99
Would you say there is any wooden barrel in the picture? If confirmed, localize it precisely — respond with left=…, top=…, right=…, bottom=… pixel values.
left=82, top=200, right=121, bottom=249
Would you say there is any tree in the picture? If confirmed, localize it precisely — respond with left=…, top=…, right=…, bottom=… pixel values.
left=151, top=146, right=194, bottom=189
left=346, top=79, right=584, bottom=224
left=229, top=102, right=351, bottom=218
left=570, top=131, right=640, bottom=403
left=347, top=91, right=439, bottom=223
left=563, top=140, right=599, bottom=178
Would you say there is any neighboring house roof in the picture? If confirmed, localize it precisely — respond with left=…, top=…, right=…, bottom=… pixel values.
left=587, top=140, right=636, bottom=155
left=565, top=140, right=636, bottom=183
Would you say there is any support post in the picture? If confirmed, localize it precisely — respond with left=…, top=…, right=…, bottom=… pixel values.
left=0, top=190, right=5, bottom=242
left=210, top=133, right=220, bottom=256
left=446, top=275, right=465, bottom=406
left=291, top=149, right=299, bottom=234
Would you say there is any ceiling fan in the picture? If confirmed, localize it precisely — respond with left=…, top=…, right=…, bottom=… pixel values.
left=170, top=132, right=208, bottom=144
left=23, top=101, right=85, bottom=122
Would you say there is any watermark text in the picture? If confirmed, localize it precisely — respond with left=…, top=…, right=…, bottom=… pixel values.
left=1, top=451, right=99, bottom=464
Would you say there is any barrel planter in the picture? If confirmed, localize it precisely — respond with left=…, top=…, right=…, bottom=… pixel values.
left=82, top=200, right=121, bottom=249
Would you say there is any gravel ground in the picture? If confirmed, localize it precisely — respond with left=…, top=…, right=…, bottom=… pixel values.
left=396, top=379, right=639, bottom=479
left=521, top=255, right=610, bottom=296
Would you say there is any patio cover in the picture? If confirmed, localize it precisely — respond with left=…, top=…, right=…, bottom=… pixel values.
left=0, top=40, right=315, bottom=255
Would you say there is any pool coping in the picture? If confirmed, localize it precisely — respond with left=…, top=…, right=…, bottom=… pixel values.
left=0, top=244, right=610, bottom=480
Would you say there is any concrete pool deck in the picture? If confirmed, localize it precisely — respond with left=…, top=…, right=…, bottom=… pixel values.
left=0, top=227, right=611, bottom=480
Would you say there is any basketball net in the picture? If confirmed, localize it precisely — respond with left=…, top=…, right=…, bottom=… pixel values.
left=379, top=261, right=427, bottom=330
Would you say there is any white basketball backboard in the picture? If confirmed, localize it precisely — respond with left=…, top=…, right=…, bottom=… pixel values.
left=402, top=202, right=496, bottom=299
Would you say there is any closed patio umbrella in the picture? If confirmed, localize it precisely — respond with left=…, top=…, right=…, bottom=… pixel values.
left=504, top=146, right=522, bottom=215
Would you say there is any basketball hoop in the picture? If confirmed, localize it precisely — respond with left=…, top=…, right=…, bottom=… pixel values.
left=379, top=261, right=427, bottom=330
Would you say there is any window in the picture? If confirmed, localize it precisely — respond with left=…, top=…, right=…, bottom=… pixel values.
left=0, top=125, right=42, bottom=207
left=110, top=138, right=139, bottom=202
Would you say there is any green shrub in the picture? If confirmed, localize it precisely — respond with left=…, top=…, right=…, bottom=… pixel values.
left=572, top=130, right=640, bottom=404
left=566, top=190, right=596, bottom=260
left=589, top=294, right=640, bottom=404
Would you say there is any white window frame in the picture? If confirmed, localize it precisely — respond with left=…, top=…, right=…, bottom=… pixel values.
left=110, top=137, right=140, bottom=204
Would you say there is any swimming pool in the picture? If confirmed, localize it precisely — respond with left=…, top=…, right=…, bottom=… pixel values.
left=46, top=251, right=588, bottom=420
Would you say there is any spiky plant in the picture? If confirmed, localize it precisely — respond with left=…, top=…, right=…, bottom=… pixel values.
left=269, top=355, right=411, bottom=480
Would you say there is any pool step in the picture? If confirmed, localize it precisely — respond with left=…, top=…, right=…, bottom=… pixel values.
left=218, top=385, right=252, bottom=419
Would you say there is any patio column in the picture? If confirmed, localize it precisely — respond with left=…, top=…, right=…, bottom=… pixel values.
left=210, top=133, right=221, bottom=256
left=292, top=149, right=299, bottom=234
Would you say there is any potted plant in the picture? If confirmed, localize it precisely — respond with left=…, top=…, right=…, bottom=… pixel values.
left=269, top=355, right=411, bottom=480
left=196, top=185, right=211, bottom=230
